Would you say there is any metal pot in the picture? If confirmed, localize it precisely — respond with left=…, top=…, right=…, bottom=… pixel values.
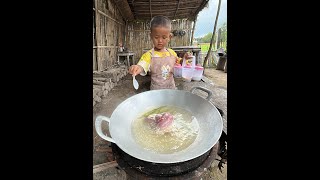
left=95, top=87, right=223, bottom=164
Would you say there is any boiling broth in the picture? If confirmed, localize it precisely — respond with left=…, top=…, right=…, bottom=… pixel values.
left=131, top=106, right=199, bottom=154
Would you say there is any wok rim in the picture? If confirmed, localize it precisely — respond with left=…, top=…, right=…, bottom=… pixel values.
left=109, top=89, right=223, bottom=164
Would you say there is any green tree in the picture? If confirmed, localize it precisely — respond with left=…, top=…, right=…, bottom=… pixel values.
left=202, top=33, right=214, bottom=43
left=196, top=33, right=216, bottom=43
left=220, top=22, right=227, bottom=45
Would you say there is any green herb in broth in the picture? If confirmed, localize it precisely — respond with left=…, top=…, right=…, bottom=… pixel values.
left=142, top=106, right=172, bottom=117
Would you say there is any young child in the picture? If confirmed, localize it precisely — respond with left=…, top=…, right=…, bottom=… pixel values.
left=128, top=15, right=179, bottom=90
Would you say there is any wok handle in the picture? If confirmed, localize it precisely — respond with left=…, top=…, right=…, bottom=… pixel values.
left=95, top=115, right=116, bottom=143
left=190, top=86, right=213, bottom=101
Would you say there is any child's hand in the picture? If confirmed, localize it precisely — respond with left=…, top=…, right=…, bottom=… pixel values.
left=129, top=65, right=143, bottom=76
left=176, top=57, right=182, bottom=64
left=183, top=52, right=193, bottom=59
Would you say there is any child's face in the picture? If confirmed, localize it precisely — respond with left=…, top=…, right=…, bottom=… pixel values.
left=150, top=27, right=172, bottom=51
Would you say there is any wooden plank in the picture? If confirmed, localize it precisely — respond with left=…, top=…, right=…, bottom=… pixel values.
left=191, top=18, right=197, bottom=46
left=134, top=7, right=198, bottom=12
left=93, top=49, right=97, bottom=71
left=134, top=12, right=175, bottom=15
left=125, top=19, right=193, bottom=61
left=93, top=46, right=117, bottom=48
left=94, top=0, right=103, bottom=71
left=114, top=0, right=134, bottom=21
left=132, top=3, right=200, bottom=8
left=215, top=28, right=222, bottom=50
left=149, top=0, right=152, bottom=19
left=173, top=0, right=181, bottom=19
left=193, top=0, right=209, bottom=17
left=97, top=10, right=124, bottom=25
left=131, top=0, right=199, bottom=5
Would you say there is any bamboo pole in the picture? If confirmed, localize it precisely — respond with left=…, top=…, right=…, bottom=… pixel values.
left=149, top=0, right=152, bottom=19
left=94, top=0, right=103, bottom=71
left=97, top=10, right=124, bottom=25
left=173, top=0, right=181, bottom=19
left=203, top=0, right=221, bottom=69
left=93, top=46, right=118, bottom=48
left=135, top=7, right=198, bottom=12
left=190, top=16, right=197, bottom=46
left=193, top=0, right=209, bottom=18
left=124, top=20, right=128, bottom=48
left=215, top=28, right=221, bottom=50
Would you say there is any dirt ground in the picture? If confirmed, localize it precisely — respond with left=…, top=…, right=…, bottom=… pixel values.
left=204, top=68, right=227, bottom=88
left=200, top=67, right=227, bottom=180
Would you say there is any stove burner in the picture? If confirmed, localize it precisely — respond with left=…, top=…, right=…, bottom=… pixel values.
left=111, top=142, right=219, bottom=179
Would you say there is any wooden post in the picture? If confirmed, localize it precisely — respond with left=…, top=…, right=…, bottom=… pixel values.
left=190, top=17, right=197, bottom=46
left=124, top=20, right=127, bottom=48
left=93, top=16, right=97, bottom=71
left=203, top=0, right=222, bottom=69
left=94, top=0, right=103, bottom=71
left=216, top=28, right=221, bottom=50
left=149, top=0, right=152, bottom=19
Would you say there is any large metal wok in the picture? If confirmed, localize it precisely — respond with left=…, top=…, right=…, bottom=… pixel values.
left=95, top=87, right=223, bottom=164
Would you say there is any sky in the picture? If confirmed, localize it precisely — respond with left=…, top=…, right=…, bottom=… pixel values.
left=194, top=0, right=227, bottom=38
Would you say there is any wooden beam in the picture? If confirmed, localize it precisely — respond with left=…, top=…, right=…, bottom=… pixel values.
left=215, top=28, right=222, bottom=50
left=94, top=0, right=103, bottom=71
left=132, top=1, right=200, bottom=6
left=133, top=3, right=200, bottom=7
left=193, top=0, right=209, bottom=18
left=133, top=16, right=193, bottom=20
left=97, top=10, right=124, bottom=25
left=124, top=20, right=128, bottom=47
left=93, top=46, right=118, bottom=49
left=190, top=17, right=197, bottom=46
left=203, top=0, right=221, bottom=68
left=149, top=0, right=152, bottom=19
left=134, top=12, right=191, bottom=16
left=113, top=0, right=134, bottom=21
left=173, top=0, right=181, bottom=19
left=134, top=11, right=175, bottom=15
left=134, top=7, right=198, bottom=12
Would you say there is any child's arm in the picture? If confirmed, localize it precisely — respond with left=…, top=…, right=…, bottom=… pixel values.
left=129, top=51, right=151, bottom=76
left=176, top=57, right=182, bottom=64
left=183, top=51, right=193, bottom=59
left=128, top=65, right=143, bottom=76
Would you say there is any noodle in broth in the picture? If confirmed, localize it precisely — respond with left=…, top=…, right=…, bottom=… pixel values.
left=131, top=106, right=199, bottom=154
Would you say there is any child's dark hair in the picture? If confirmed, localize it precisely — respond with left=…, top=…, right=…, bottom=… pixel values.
left=150, top=16, right=172, bottom=31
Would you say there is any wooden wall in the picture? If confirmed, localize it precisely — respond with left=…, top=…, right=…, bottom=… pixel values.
left=93, top=0, right=194, bottom=71
left=93, top=0, right=125, bottom=71
left=126, top=19, right=193, bottom=63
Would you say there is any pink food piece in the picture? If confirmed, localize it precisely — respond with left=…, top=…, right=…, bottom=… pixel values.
left=145, top=112, right=174, bottom=130
left=155, top=114, right=162, bottom=123
left=157, top=113, right=174, bottom=129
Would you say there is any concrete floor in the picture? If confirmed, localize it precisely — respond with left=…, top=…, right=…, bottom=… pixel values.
left=93, top=72, right=227, bottom=179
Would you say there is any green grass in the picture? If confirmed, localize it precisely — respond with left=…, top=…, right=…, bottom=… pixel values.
left=198, top=43, right=210, bottom=52
left=197, top=43, right=227, bottom=52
